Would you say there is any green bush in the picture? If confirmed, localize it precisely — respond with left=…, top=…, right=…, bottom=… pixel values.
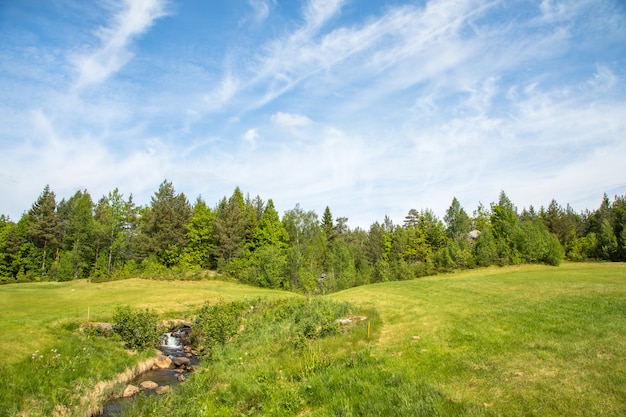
left=191, top=299, right=248, bottom=357
left=112, top=306, right=161, bottom=350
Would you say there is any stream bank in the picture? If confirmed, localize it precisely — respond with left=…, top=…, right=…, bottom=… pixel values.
left=91, top=325, right=198, bottom=417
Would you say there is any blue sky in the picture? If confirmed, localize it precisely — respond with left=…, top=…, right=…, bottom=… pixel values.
left=1, top=0, right=625, bottom=228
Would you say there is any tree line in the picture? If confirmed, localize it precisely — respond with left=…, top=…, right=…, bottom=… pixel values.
left=1, top=180, right=625, bottom=291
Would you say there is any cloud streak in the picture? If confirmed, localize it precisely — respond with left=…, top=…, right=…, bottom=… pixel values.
left=72, top=0, right=169, bottom=89
left=1, top=0, right=625, bottom=228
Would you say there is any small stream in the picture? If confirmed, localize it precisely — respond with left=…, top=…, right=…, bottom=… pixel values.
left=100, top=326, right=199, bottom=416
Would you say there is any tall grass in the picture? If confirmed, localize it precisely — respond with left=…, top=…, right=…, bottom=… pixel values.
left=114, top=297, right=489, bottom=417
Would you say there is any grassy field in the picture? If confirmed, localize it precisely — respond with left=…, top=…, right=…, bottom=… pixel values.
left=331, top=262, right=626, bottom=416
left=0, top=278, right=292, bottom=416
left=1, top=263, right=625, bottom=416
left=0, top=278, right=291, bottom=365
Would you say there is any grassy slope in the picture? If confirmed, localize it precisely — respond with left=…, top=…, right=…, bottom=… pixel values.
left=1, top=264, right=624, bottom=416
left=0, top=278, right=292, bottom=365
left=330, top=262, right=626, bottom=416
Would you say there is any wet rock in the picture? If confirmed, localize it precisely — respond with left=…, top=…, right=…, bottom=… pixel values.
left=173, top=356, right=190, bottom=368
left=140, top=380, right=159, bottom=390
left=177, top=374, right=186, bottom=382
left=122, top=384, right=140, bottom=398
left=154, top=354, right=172, bottom=369
left=155, top=385, right=171, bottom=395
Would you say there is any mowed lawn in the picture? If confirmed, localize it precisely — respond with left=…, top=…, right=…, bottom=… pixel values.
left=0, top=278, right=292, bottom=366
left=331, top=262, right=626, bottom=416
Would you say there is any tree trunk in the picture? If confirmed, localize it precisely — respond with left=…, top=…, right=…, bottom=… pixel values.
left=108, top=247, right=113, bottom=275
left=41, top=239, right=47, bottom=276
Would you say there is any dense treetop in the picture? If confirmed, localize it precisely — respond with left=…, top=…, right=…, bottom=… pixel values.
left=1, top=180, right=624, bottom=291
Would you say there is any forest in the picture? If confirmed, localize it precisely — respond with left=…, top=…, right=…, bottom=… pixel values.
left=1, top=180, right=625, bottom=291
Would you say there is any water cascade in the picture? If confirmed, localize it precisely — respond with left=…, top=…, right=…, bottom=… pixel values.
left=98, top=326, right=197, bottom=416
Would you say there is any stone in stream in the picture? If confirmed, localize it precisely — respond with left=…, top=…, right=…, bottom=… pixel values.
left=154, top=353, right=172, bottom=369
left=122, top=384, right=140, bottom=398
left=173, top=356, right=190, bottom=368
left=140, top=380, right=159, bottom=390
left=155, top=385, right=171, bottom=395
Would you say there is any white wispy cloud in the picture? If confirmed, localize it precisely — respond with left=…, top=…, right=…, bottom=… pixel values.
left=271, top=112, right=312, bottom=127
left=72, top=0, right=169, bottom=89
left=2, top=0, right=625, bottom=228
left=247, top=0, right=271, bottom=23
left=302, top=0, right=346, bottom=31
left=243, top=128, right=261, bottom=145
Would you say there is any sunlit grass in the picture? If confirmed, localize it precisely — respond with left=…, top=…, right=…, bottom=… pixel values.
left=330, top=262, right=626, bottom=416
left=0, top=278, right=293, bottom=416
left=1, top=263, right=624, bottom=416
left=0, top=278, right=292, bottom=365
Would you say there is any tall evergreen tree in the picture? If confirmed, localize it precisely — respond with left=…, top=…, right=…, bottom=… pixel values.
left=254, top=199, right=289, bottom=248
left=27, top=185, right=59, bottom=277
left=213, top=188, right=248, bottom=266
left=321, top=206, right=334, bottom=241
left=138, top=180, right=192, bottom=267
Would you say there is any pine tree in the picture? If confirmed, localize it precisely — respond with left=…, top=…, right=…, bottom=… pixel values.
left=138, top=180, right=192, bottom=267
left=28, top=185, right=59, bottom=277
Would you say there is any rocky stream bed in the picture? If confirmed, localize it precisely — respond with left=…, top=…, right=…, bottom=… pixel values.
left=97, top=325, right=198, bottom=416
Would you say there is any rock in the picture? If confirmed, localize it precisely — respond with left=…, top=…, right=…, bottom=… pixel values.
left=155, top=385, right=171, bottom=395
left=83, top=322, right=113, bottom=334
left=336, top=315, right=368, bottom=325
left=154, top=354, right=172, bottom=369
left=140, top=380, right=159, bottom=390
left=469, top=230, right=482, bottom=240
left=173, top=356, right=190, bottom=368
left=122, top=384, right=140, bottom=398
left=177, top=374, right=186, bottom=382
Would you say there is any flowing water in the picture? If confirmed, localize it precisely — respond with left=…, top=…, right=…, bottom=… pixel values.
left=99, top=327, right=198, bottom=416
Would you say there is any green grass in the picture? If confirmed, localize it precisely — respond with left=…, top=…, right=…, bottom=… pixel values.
left=331, top=262, right=626, bottom=416
left=0, top=278, right=291, bottom=365
left=1, top=263, right=625, bottom=416
left=0, top=278, right=292, bottom=416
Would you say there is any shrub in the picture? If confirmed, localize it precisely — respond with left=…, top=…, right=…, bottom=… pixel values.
left=112, top=306, right=161, bottom=350
left=191, top=299, right=248, bottom=357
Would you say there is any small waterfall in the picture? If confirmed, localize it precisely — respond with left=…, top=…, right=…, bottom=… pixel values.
left=99, top=327, right=197, bottom=416
left=161, top=333, right=182, bottom=350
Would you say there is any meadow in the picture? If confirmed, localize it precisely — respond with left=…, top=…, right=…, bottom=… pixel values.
left=0, top=263, right=624, bottom=416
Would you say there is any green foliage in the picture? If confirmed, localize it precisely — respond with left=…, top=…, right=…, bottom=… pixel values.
left=112, top=306, right=161, bottom=350
left=5, top=180, right=626, bottom=290
left=181, top=197, right=216, bottom=268
left=27, top=185, right=59, bottom=278
left=118, top=297, right=369, bottom=417
left=445, top=197, right=472, bottom=241
left=191, top=299, right=248, bottom=357
left=241, top=245, right=289, bottom=288
left=518, top=217, right=564, bottom=265
left=137, top=180, right=191, bottom=267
